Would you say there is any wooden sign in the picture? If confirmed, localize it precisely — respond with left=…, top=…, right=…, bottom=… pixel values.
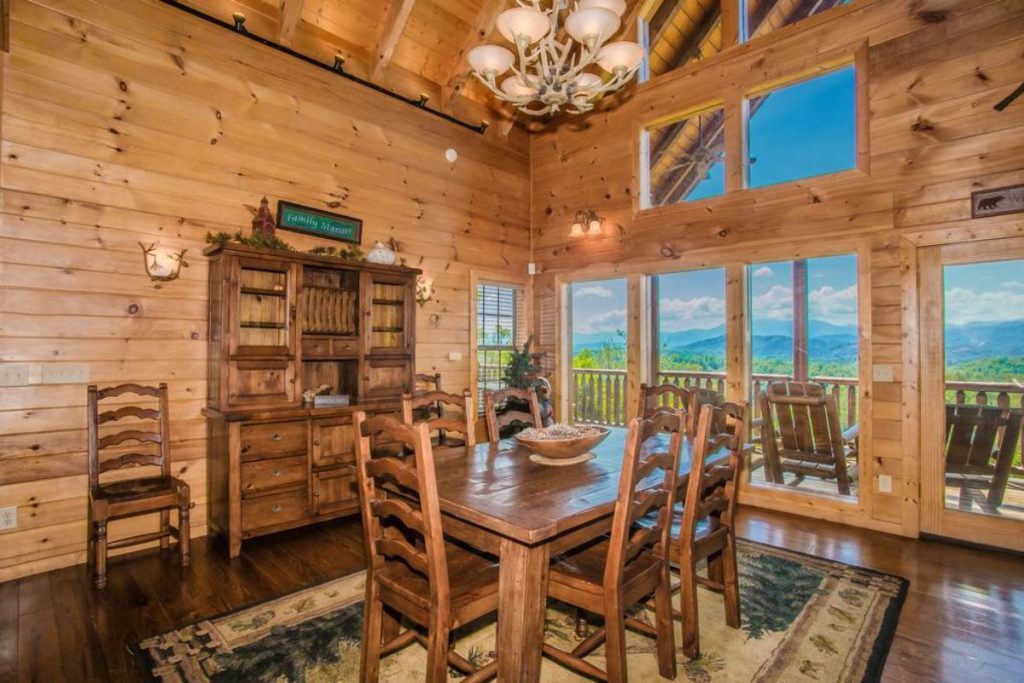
left=276, top=201, right=362, bottom=244
left=972, top=184, right=1024, bottom=219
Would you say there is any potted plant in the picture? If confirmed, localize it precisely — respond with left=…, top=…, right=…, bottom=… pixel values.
left=500, top=336, right=553, bottom=431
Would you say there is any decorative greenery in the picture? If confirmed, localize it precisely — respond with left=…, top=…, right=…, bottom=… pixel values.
left=206, top=230, right=295, bottom=252
left=206, top=231, right=367, bottom=263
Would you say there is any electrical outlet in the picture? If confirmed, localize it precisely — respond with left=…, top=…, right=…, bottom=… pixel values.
left=0, top=506, right=17, bottom=531
left=527, top=262, right=537, bottom=275
left=872, top=364, right=894, bottom=382
left=42, top=363, right=90, bottom=384
left=0, top=364, right=30, bottom=386
left=877, top=474, right=893, bottom=494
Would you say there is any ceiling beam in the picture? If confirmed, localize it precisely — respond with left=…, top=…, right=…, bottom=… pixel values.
left=371, top=0, right=417, bottom=82
left=276, top=0, right=304, bottom=46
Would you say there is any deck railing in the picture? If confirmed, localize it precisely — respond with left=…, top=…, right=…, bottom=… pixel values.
left=571, top=370, right=1023, bottom=465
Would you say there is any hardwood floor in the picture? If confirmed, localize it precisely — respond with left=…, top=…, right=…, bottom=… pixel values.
left=1, top=509, right=1021, bottom=682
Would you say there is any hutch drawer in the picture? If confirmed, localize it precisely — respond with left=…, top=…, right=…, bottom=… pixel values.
left=242, top=488, right=309, bottom=532
left=313, top=466, right=359, bottom=516
left=241, top=455, right=308, bottom=496
left=240, top=420, right=307, bottom=461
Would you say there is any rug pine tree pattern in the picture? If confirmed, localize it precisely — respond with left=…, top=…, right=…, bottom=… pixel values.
left=136, top=540, right=906, bottom=683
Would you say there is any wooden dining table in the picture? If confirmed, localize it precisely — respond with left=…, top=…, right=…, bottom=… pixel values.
left=425, top=427, right=719, bottom=683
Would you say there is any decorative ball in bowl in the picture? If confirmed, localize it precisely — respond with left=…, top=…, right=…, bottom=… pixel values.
left=515, top=424, right=610, bottom=460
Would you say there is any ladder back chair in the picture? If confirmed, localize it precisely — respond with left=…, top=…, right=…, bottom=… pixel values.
left=944, top=404, right=1023, bottom=511
left=483, top=387, right=542, bottom=443
left=758, top=381, right=859, bottom=495
left=412, top=373, right=444, bottom=436
left=543, top=410, right=685, bottom=683
left=637, top=382, right=689, bottom=420
left=665, top=401, right=748, bottom=660
left=354, top=412, right=499, bottom=683
left=87, top=383, right=190, bottom=589
left=402, top=389, right=476, bottom=449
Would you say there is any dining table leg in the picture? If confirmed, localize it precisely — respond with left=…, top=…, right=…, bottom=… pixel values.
left=497, top=538, right=550, bottom=682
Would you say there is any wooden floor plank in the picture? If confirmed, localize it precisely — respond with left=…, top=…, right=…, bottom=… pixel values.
left=0, top=509, right=1021, bottom=682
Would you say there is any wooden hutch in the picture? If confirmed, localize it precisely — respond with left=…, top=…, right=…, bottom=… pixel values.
left=203, top=242, right=418, bottom=557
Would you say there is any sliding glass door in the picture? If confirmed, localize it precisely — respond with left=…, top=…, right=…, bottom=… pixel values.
left=920, top=238, right=1024, bottom=551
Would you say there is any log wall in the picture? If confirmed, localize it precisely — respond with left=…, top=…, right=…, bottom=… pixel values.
left=0, top=0, right=530, bottom=581
left=530, top=0, right=1024, bottom=537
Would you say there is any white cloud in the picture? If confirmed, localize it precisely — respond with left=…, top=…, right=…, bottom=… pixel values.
left=574, top=285, right=612, bottom=299
left=752, top=284, right=793, bottom=320
left=809, top=285, right=858, bottom=325
left=945, top=287, right=1024, bottom=325
left=753, top=266, right=773, bottom=278
left=658, top=296, right=725, bottom=331
left=1006, top=280, right=1024, bottom=290
left=575, top=308, right=626, bottom=334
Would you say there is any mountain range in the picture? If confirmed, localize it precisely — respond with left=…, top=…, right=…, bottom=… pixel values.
left=573, top=318, right=1024, bottom=365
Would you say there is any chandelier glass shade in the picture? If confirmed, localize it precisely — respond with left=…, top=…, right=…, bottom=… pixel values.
left=467, top=0, right=643, bottom=116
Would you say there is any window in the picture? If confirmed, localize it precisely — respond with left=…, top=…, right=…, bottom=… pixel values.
left=642, top=105, right=726, bottom=208
left=641, top=0, right=722, bottom=81
left=743, top=0, right=851, bottom=43
left=476, top=283, right=523, bottom=402
left=653, top=268, right=727, bottom=392
left=747, top=66, right=857, bottom=188
left=570, top=278, right=629, bottom=425
left=748, top=254, right=859, bottom=499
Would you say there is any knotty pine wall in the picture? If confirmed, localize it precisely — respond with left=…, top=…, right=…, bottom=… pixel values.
left=0, top=0, right=529, bottom=581
left=530, top=0, right=1024, bottom=537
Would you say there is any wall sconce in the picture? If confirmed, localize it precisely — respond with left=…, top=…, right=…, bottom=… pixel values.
left=569, top=210, right=604, bottom=238
left=139, top=242, right=188, bottom=282
left=415, top=275, right=434, bottom=307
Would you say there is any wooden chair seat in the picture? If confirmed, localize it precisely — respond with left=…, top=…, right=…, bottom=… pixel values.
left=94, top=475, right=186, bottom=502
left=549, top=538, right=663, bottom=608
left=377, top=540, right=499, bottom=629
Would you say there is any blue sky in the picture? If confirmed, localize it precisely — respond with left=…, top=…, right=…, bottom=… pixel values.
left=944, top=260, right=1024, bottom=325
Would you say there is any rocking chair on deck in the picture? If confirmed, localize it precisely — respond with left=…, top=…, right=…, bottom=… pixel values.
left=944, top=404, right=1023, bottom=513
left=758, top=382, right=859, bottom=495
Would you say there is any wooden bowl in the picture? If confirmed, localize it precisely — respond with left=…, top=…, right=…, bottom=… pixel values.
left=515, top=426, right=611, bottom=460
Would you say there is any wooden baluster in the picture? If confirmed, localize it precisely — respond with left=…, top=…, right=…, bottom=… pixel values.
left=976, top=390, right=988, bottom=406
left=587, top=373, right=595, bottom=423
left=847, top=384, right=857, bottom=428
left=613, top=374, right=622, bottom=425
left=956, top=389, right=965, bottom=405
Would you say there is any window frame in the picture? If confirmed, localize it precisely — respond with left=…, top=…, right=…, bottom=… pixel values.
left=469, top=270, right=532, bottom=411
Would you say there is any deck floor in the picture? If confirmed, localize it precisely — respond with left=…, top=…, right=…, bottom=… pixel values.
left=1, top=509, right=1022, bottom=682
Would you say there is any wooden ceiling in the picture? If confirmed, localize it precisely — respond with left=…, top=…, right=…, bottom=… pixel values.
left=175, top=0, right=651, bottom=136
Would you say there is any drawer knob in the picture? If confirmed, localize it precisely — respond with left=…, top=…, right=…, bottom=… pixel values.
left=272, top=433, right=283, bottom=441
left=271, top=469, right=282, bottom=478
left=271, top=504, right=282, bottom=513
left=313, top=440, right=321, bottom=447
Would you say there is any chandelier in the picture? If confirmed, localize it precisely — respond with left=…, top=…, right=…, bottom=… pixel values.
left=467, top=0, right=644, bottom=117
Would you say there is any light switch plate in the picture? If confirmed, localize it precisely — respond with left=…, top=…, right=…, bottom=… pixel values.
left=0, top=364, right=30, bottom=386
left=448, top=351, right=463, bottom=362
left=42, top=363, right=90, bottom=384
left=0, top=506, right=17, bottom=531
left=527, top=262, right=537, bottom=275
left=877, top=474, right=893, bottom=494
left=872, top=364, right=894, bottom=382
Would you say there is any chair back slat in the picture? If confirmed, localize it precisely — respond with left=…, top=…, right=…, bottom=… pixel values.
left=98, top=430, right=162, bottom=449
left=402, top=389, right=476, bottom=448
left=685, top=386, right=725, bottom=437
left=98, top=453, right=164, bottom=474
left=483, top=388, right=542, bottom=442
left=88, top=383, right=171, bottom=488
left=97, top=406, right=161, bottom=424
left=679, top=402, right=747, bottom=545
left=355, top=412, right=450, bottom=609
left=603, top=410, right=684, bottom=589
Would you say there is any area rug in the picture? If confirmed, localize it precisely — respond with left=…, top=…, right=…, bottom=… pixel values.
left=134, top=540, right=907, bottom=682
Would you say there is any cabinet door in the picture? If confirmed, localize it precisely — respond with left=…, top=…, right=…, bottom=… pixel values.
left=362, top=273, right=414, bottom=355
left=228, top=358, right=297, bottom=406
left=230, top=257, right=298, bottom=357
left=313, top=467, right=359, bottom=517
left=311, top=417, right=355, bottom=468
left=362, top=356, right=413, bottom=399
